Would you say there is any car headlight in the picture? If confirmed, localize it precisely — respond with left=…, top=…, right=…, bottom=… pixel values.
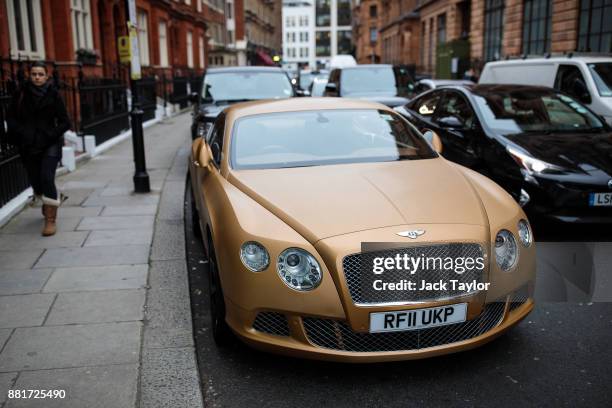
left=240, top=241, right=269, bottom=272
left=277, top=248, right=322, bottom=291
left=495, top=230, right=518, bottom=271
left=517, top=219, right=532, bottom=247
left=506, top=146, right=567, bottom=175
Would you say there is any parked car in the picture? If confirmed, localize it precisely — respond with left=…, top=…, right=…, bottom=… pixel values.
left=190, top=67, right=297, bottom=139
left=298, top=69, right=329, bottom=93
left=395, top=84, right=612, bottom=223
left=323, top=64, right=415, bottom=107
left=479, top=56, right=612, bottom=125
left=309, top=76, right=328, bottom=97
left=329, top=54, right=357, bottom=69
left=414, top=79, right=475, bottom=95
left=189, top=97, right=535, bottom=361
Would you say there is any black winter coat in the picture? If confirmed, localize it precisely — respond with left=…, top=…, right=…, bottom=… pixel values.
left=6, top=81, right=71, bottom=157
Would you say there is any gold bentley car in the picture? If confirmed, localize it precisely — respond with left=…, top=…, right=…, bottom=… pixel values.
left=189, top=98, right=535, bottom=362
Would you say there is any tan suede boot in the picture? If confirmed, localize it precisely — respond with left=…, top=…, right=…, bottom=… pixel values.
left=42, top=204, right=58, bottom=236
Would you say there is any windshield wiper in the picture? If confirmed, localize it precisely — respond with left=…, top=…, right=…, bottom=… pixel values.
left=213, top=98, right=252, bottom=105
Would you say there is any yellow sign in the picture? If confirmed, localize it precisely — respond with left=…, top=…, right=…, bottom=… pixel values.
left=118, top=36, right=131, bottom=63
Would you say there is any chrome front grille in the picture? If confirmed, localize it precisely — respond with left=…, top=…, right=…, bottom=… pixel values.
left=303, top=301, right=506, bottom=352
left=343, top=243, right=486, bottom=304
left=253, top=312, right=290, bottom=336
left=509, top=284, right=530, bottom=312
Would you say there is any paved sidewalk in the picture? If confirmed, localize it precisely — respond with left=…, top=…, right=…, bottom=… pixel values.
left=0, top=113, right=203, bottom=407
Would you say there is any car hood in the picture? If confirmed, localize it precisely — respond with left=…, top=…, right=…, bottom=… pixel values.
left=228, top=158, right=487, bottom=244
left=504, top=131, right=612, bottom=175
left=344, top=94, right=410, bottom=108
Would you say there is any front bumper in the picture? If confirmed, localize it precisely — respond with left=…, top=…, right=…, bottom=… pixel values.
left=224, top=284, right=534, bottom=362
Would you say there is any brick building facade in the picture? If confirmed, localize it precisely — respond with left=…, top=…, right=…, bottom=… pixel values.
left=353, top=0, right=611, bottom=77
left=353, top=0, right=383, bottom=63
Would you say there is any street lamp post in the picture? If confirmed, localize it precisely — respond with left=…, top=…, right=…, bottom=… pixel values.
left=125, top=0, right=150, bottom=193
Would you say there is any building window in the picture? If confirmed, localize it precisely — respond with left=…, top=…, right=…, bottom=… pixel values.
left=370, top=5, right=377, bottom=18
left=197, top=0, right=201, bottom=12
left=315, top=30, right=330, bottom=56
left=159, top=21, right=169, bottom=67
left=226, top=1, right=233, bottom=19
left=578, top=0, right=612, bottom=52
left=483, top=0, right=504, bottom=61
left=437, top=13, right=446, bottom=44
left=337, top=0, right=351, bottom=26
left=522, top=0, right=552, bottom=54
left=316, top=0, right=331, bottom=27
left=370, top=27, right=377, bottom=43
left=286, top=16, right=296, bottom=27
left=71, top=0, right=94, bottom=52
left=137, top=10, right=150, bottom=66
left=428, top=18, right=433, bottom=68
left=337, top=30, right=352, bottom=54
left=227, top=30, right=234, bottom=44
left=6, top=0, right=45, bottom=59
left=187, top=30, right=194, bottom=67
left=199, top=35, right=205, bottom=68
left=420, top=21, right=426, bottom=69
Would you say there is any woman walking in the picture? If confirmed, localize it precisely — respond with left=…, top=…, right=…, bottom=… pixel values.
left=7, top=61, right=71, bottom=236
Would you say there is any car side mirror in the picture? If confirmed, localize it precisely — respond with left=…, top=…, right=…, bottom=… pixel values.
left=295, top=89, right=310, bottom=97
left=423, top=129, right=443, bottom=154
left=190, top=92, right=199, bottom=104
left=325, top=82, right=338, bottom=94
left=195, top=142, right=212, bottom=170
left=437, top=116, right=464, bottom=129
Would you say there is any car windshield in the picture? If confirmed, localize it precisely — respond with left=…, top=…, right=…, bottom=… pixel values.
left=341, top=67, right=398, bottom=95
left=588, top=63, right=612, bottom=97
left=299, top=72, right=314, bottom=89
left=231, top=109, right=437, bottom=170
left=202, top=72, right=294, bottom=102
left=471, top=88, right=605, bottom=134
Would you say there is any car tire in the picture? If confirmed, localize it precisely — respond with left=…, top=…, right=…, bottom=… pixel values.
left=189, top=178, right=202, bottom=239
left=207, top=238, right=234, bottom=347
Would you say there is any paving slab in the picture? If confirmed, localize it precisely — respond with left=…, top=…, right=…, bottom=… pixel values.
left=18, top=206, right=102, bottom=218
left=81, top=194, right=160, bottom=207
left=0, top=329, right=12, bottom=349
left=0, top=322, right=141, bottom=371
left=101, top=205, right=158, bottom=216
left=0, top=231, right=88, bottom=250
left=45, top=289, right=145, bottom=325
left=58, top=181, right=109, bottom=190
left=139, top=347, right=203, bottom=408
left=0, top=294, right=55, bottom=328
left=84, top=229, right=153, bottom=247
left=99, top=186, right=134, bottom=196
left=0, top=250, right=44, bottom=270
left=59, top=189, right=95, bottom=206
left=77, top=215, right=155, bottom=231
left=150, top=219, right=185, bottom=261
left=0, top=217, right=81, bottom=234
left=0, top=268, right=54, bottom=295
left=35, top=245, right=149, bottom=268
left=0, top=372, right=18, bottom=406
left=5, top=364, right=138, bottom=408
left=43, top=264, right=148, bottom=292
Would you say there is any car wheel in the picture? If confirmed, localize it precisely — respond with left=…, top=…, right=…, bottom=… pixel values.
left=189, top=178, right=202, bottom=239
left=207, top=238, right=234, bottom=346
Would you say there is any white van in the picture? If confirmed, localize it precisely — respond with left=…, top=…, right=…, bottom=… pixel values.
left=479, top=56, right=612, bottom=125
left=329, top=54, right=357, bottom=69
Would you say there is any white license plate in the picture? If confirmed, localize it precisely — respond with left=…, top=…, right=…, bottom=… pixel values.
left=369, top=303, right=467, bottom=333
left=589, top=192, right=612, bottom=207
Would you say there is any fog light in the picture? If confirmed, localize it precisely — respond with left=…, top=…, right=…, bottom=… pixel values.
left=277, top=248, right=322, bottom=291
left=240, top=241, right=269, bottom=272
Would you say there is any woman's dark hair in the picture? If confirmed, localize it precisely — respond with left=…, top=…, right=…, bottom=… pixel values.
left=30, top=61, right=48, bottom=72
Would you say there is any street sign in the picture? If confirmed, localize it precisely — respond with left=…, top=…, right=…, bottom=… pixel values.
left=118, top=35, right=131, bottom=64
left=129, top=26, right=141, bottom=80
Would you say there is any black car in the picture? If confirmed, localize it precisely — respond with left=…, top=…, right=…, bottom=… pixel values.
left=323, top=64, right=415, bottom=107
left=191, top=67, right=297, bottom=139
left=395, top=84, right=612, bottom=223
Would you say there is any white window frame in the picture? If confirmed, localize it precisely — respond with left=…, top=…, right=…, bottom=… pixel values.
left=137, top=10, right=150, bottom=66
left=6, top=0, right=46, bottom=59
left=70, top=0, right=94, bottom=52
left=198, top=34, right=205, bottom=68
left=158, top=20, right=169, bottom=67
left=187, top=30, right=194, bottom=68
